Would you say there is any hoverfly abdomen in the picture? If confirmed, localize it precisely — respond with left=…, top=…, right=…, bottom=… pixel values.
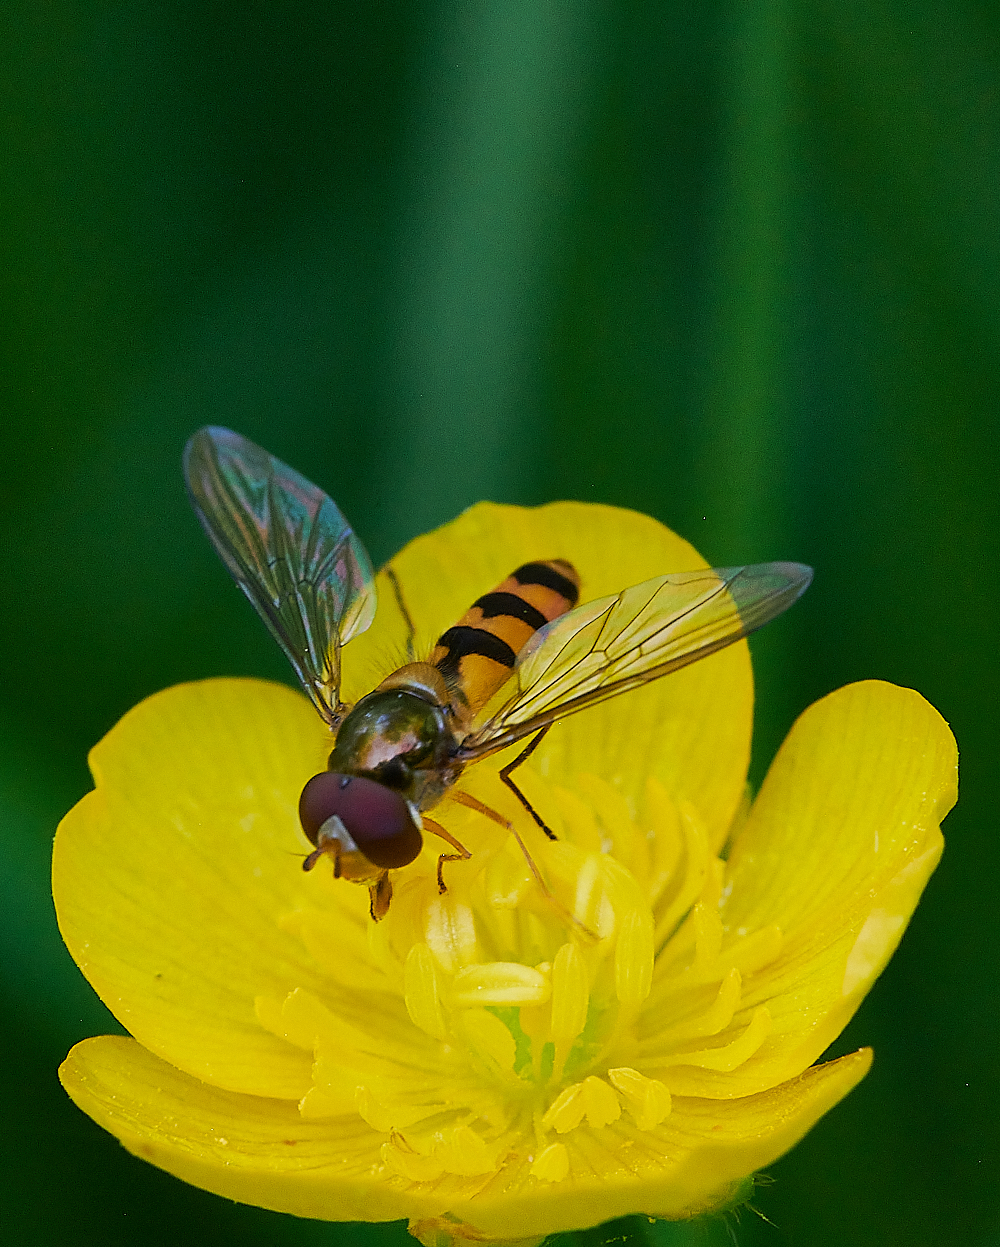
left=299, top=771, right=423, bottom=876
left=430, top=559, right=580, bottom=716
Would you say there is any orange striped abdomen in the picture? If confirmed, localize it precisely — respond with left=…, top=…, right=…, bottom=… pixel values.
left=430, top=559, right=580, bottom=716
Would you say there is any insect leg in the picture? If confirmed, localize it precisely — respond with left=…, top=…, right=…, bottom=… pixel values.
left=450, top=790, right=550, bottom=892
left=422, top=817, right=472, bottom=893
left=450, top=789, right=595, bottom=942
left=498, top=727, right=556, bottom=840
left=369, top=873, right=393, bottom=920
left=385, top=565, right=417, bottom=661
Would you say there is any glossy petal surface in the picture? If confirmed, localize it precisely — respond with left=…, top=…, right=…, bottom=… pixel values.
left=53, top=678, right=333, bottom=1096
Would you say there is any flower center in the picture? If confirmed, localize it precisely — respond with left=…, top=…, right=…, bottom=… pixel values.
left=256, top=769, right=782, bottom=1188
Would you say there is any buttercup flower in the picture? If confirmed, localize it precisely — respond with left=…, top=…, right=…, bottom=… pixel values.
left=54, top=503, right=956, bottom=1245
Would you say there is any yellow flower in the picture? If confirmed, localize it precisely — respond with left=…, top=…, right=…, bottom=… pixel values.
left=54, top=502, right=956, bottom=1246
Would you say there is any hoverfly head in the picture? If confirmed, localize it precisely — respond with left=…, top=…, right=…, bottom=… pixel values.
left=298, top=772, right=423, bottom=877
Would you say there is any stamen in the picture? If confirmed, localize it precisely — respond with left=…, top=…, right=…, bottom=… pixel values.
left=552, top=786, right=603, bottom=852
left=518, top=1000, right=551, bottom=1081
left=653, top=801, right=712, bottom=946
left=453, top=1008, right=518, bottom=1077
left=572, top=854, right=613, bottom=934
left=656, top=1005, right=772, bottom=1071
left=423, top=892, right=479, bottom=973
left=576, top=775, right=637, bottom=861
left=614, top=909, right=654, bottom=1005
left=542, top=1076, right=621, bottom=1132
left=451, top=962, right=550, bottom=1007
left=580, top=1075, right=622, bottom=1127
left=651, top=968, right=743, bottom=1047
left=254, top=987, right=339, bottom=1049
left=550, top=942, right=589, bottom=1080
left=531, top=1141, right=569, bottom=1182
left=429, top=1124, right=502, bottom=1177
left=692, top=901, right=724, bottom=971
left=404, top=943, right=448, bottom=1038
left=357, top=1088, right=447, bottom=1132
left=608, top=1068, right=671, bottom=1130
left=481, top=840, right=535, bottom=908
left=298, top=1084, right=353, bottom=1118
left=542, top=1082, right=587, bottom=1133
left=550, top=943, right=589, bottom=1043
left=272, top=765, right=787, bottom=1193
left=643, top=778, right=683, bottom=907
left=382, top=1133, right=446, bottom=1182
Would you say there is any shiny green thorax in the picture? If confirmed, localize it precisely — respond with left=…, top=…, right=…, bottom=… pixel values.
left=328, top=688, right=459, bottom=806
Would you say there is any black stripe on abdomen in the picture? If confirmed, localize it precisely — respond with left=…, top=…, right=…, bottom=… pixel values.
left=513, top=561, right=580, bottom=604
left=472, top=591, right=548, bottom=629
left=434, top=626, right=517, bottom=681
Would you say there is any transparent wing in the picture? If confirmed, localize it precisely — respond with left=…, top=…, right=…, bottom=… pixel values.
left=457, top=562, right=812, bottom=759
left=184, top=426, right=376, bottom=725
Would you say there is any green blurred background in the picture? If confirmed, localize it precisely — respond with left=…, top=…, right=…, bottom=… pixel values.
left=1, top=1, right=995, bottom=1244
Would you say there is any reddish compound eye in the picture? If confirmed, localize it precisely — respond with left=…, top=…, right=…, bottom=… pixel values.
left=298, top=772, right=423, bottom=870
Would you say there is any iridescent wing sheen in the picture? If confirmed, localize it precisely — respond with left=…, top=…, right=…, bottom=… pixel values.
left=184, top=427, right=376, bottom=725
left=456, top=562, right=812, bottom=759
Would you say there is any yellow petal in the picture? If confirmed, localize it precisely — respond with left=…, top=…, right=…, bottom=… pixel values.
left=342, top=502, right=753, bottom=845
left=59, top=1036, right=415, bottom=1224
left=53, top=678, right=354, bottom=1098
left=665, top=681, right=954, bottom=1097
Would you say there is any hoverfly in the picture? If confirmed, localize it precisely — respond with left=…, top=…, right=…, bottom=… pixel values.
left=184, top=427, right=812, bottom=920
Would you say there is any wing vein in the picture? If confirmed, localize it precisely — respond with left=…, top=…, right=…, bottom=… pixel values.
left=184, top=427, right=376, bottom=724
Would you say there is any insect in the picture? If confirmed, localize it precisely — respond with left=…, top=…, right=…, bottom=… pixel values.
left=184, top=427, right=812, bottom=920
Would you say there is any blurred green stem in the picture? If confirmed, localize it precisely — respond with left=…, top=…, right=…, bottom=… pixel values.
left=700, top=0, right=793, bottom=563
left=386, top=0, right=597, bottom=529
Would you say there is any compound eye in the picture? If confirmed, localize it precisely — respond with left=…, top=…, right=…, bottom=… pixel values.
left=298, top=772, right=423, bottom=870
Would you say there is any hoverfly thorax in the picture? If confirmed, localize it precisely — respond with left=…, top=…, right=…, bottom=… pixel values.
left=329, top=690, right=446, bottom=780
left=328, top=674, right=458, bottom=802
left=184, top=426, right=813, bottom=922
